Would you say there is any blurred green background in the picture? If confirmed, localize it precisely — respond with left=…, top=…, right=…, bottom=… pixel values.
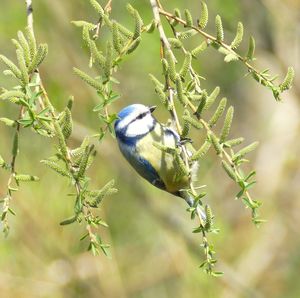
left=0, top=0, right=299, bottom=297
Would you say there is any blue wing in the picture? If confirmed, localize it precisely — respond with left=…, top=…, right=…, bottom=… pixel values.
left=118, top=141, right=166, bottom=190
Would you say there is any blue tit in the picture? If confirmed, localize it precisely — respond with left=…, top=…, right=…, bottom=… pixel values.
left=114, top=103, right=206, bottom=218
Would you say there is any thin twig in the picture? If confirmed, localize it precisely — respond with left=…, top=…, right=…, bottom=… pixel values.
left=150, top=0, right=211, bottom=271
left=157, top=7, right=273, bottom=86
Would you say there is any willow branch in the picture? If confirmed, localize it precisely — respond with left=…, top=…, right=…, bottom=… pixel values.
left=158, top=7, right=274, bottom=87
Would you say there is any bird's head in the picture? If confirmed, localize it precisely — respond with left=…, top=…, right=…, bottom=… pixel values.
left=114, top=104, right=157, bottom=140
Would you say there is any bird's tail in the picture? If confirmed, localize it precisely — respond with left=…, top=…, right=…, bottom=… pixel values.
left=178, top=190, right=207, bottom=223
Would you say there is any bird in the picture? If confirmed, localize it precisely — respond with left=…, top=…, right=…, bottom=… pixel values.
left=114, top=103, right=206, bottom=220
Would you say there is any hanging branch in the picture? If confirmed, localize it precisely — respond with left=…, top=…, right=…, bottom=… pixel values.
left=150, top=0, right=219, bottom=276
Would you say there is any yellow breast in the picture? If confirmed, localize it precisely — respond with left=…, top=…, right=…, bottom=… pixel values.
left=137, top=123, right=190, bottom=193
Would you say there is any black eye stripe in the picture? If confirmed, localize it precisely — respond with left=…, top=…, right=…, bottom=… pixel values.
left=130, top=111, right=149, bottom=123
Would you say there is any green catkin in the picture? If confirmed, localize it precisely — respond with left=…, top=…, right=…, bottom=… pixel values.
left=89, top=40, right=106, bottom=69
left=0, top=55, right=22, bottom=79
left=53, top=121, right=68, bottom=158
left=174, top=8, right=181, bottom=19
left=71, top=20, right=96, bottom=30
left=184, top=9, right=193, bottom=27
left=204, top=86, right=220, bottom=110
left=209, top=97, right=227, bottom=127
left=133, top=10, right=143, bottom=39
left=209, top=133, right=222, bottom=155
left=149, top=74, right=164, bottom=89
left=195, top=91, right=207, bottom=116
left=215, top=15, right=224, bottom=41
left=0, top=90, right=25, bottom=100
left=17, top=31, right=31, bottom=66
left=198, top=1, right=208, bottom=29
left=40, top=159, right=71, bottom=177
left=280, top=67, right=294, bottom=91
left=168, top=38, right=183, bottom=49
left=145, top=20, right=156, bottom=33
left=15, top=174, right=39, bottom=182
left=155, top=86, right=168, bottom=105
left=25, top=26, right=37, bottom=60
left=174, top=153, right=189, bottom=179
left=224, top=137, right=244, bottom=148
left=89, top=0, right=104, bottom=15
left=82, top=25, right=91, bottom=49
left=191, top=140, right=211, bottom=160
left=89, top=180, right=117, bottom=207
left=221, top=160, right=237, bottom=181
left=28, top=44, right=48, bottom=73
left=180, top=52, right=192, bottom=79
left=232, top=141, right=259, bottom=162
left=104, top=41, right=112, bottom=79
left=73, top=68, right=104, bottom=91
left=162, top=58, right=169, bottom=75
left=77, top=146, right=92, bottom=178
left=182, top=115, right=203, bottom=129
left=166, top=50, right=177, bottom=82
left=177, top=29, right=196, bottom=40
left=204, top=205, right=212, bottom=230
left=175, top=75, right=187, bottom=105
left=60, top=108, right=73, bottom=140
left=112, top=21, right=122, bottom=53
left=0, top=118, right=16, bottom=127
left=191, top=41, right=207, bottom=58
left=220, top=106, right=234, bottom=143
left=126, top=37, right=141, bottom=54
left=181, top=110, right=191, bottom=138
left=230, top=22, right=244, bottom=49
left=16, top=49, right=29, bottom=85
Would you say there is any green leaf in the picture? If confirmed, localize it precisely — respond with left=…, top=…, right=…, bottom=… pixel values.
left=60, top=215, right=77, bottom=225
left=12, top=132, right=19, bottom=157
left=246, top=36, right=255, bottom=61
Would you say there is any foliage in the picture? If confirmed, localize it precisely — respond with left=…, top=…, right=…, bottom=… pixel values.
left=0, top=0, right=294, bottom=275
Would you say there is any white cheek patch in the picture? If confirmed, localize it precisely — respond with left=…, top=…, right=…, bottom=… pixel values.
left=117, top=106, right=149, bottom=130
left=125, top=114, right=154, bottom=137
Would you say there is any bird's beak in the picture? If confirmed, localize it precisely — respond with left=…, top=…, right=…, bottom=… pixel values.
left=149, top=105, right=157, bottom=113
